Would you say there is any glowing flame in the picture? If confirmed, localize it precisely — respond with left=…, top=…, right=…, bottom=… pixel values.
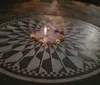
left=44, top=27, right=47, bottom=36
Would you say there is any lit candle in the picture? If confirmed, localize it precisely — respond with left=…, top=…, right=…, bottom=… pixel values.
left=44, top=27, right=47, bottom=36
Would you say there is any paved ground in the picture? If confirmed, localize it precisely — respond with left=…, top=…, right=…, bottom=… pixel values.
left=0, top=0, right=100, bottom=85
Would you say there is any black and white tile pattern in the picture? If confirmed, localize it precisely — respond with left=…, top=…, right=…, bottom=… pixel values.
left=0, top=15, right=100, bottom=83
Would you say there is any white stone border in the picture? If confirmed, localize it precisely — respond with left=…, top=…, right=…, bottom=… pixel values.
left=0, top=68, right=100, bottom=83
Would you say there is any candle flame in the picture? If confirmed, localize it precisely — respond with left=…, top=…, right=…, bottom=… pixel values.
left=44, top=27, right=47, bottom=35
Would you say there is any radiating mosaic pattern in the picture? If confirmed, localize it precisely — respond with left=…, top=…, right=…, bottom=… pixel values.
left=0, top=16, right=100, bottom=83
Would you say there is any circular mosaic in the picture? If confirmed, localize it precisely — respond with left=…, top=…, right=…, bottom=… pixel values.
left=0, top=15, right=100, bottom=83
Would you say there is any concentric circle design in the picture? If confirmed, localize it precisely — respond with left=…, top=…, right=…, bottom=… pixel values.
left=0, top=15, right=100, bottom=83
